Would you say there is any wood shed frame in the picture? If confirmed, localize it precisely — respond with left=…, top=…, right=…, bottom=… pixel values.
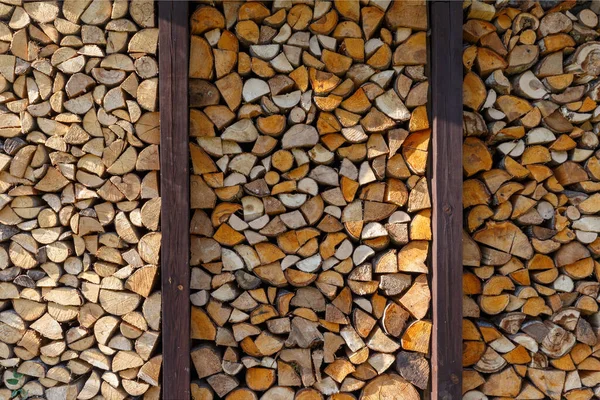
left=158, top=1, right=463, bottom=399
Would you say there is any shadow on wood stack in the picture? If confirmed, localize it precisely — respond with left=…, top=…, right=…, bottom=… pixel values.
left=188, top=1, right=432, bottom=399
left=463, top=1, right=600, bottom=399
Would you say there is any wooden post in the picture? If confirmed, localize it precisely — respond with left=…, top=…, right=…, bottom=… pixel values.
left=159, top=2, right=191, bottom=398
left=430, top=2, right=463, bottom=399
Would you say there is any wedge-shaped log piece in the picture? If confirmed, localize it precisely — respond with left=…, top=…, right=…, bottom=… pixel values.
left=282, top=124, right=319, bottom=149
left=527, top=368, right=565, bottom=400
left=359, top=373, right=419, bottom=400
left=393, top=32, right=426, bottom=66
left=473, top=222, right=534, bottom=260
left=374, top=89, right=410, bottom=121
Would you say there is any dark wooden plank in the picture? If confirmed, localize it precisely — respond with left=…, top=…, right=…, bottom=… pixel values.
left=159, top=2, right=191, bottom=398
left=430, top=2, right=463, bottom=399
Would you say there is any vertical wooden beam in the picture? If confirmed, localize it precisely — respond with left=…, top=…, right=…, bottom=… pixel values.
left=159, top=2, right=190, bottom=398
left=430, top=2, right=463, bottom=399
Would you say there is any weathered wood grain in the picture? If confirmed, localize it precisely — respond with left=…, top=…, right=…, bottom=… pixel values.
left=431, top=2, right=463, bottom=399
left=160, top=1, right=190, bottom=398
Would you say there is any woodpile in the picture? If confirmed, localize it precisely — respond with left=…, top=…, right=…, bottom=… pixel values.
left=0, top=1, right=161, bottom=399
left=189, top=1, right=431, bottom=399
left=463, top=1, right=600, bottom=399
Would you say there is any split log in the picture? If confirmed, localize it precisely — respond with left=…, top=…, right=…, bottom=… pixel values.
left=0, top=1, right=161, bottom=398
left=463, top=1, right=600, bottom=398
left=188, top=0, right=431, bottom=398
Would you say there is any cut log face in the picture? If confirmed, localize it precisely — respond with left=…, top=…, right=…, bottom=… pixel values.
left=189, top=1, right=431, bottom=398
left=0, top=1, right=161, bottom=398
left=463, top=2, right=600, bottom=399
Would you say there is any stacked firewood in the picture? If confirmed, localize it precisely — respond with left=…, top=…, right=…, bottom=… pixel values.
left=189, top=1, right=431, bottom=399
left=0, top=1, right=161, bottom=399
left=463, top=1, right=600, bottom=398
